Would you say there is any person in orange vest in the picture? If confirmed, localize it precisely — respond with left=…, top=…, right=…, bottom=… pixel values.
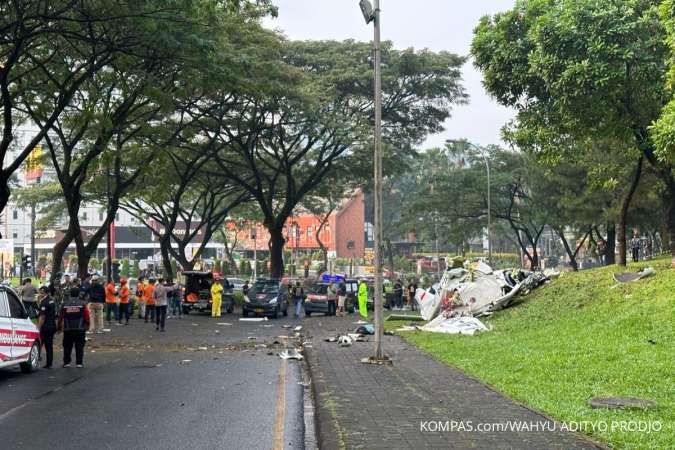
left=144, top=278, right=156, bottom=323
left=118, top=278, right=130, bottom=325
left=135, top=276, right=146, bottom=319
left=105, top=278, right=118, bottom=326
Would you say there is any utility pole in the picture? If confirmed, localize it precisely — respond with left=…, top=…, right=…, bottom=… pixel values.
left=359, top=0, right=385, bottom=361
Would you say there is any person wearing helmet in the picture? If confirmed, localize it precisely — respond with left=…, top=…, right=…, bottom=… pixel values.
left=210, top=274, right=223, bottom=317
left=118, top=278, right=130, bottom=325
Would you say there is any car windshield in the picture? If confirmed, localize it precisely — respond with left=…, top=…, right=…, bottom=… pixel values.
left=253, top=280, right=279, bottom=294
left=311, top=284, right=328, bottom=294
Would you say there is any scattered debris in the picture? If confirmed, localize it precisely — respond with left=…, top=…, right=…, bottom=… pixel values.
left=355, top=324, right=374, bottom=335
left=198, top=346, right=208, bottom=351
left=324, top=337, right=337, bottom=342
left=613, top=267, right=656, bottom=283
left=294, top=326, right=302, bottom=332
left=240, top=317, right=268, bottom=322
left=103, top=328, right=111, bottom=332
left=216, top=322, right=232, bottom=326
left=395, top=325, right=419, bottom=332
left=179, top=360, right=192, bottom=365
left=338, top=335, right=353, bottom=347
left=247, top=337, right=257, bottom=340
left=421, top=316, right=489, bottom=335
left=354, top=320, right=368, bottom=325
left=386, top=314, right=424, bottom=322
left=383, top=330, right=395, bottom=336
left=263, top=324, right=273, bottom=328
left=278, top=348, right=304, bottom=360
left=360, top=356, right=392, bottom=365
left=282, top=325, right=292, bottom=329
left=191, top=323, right=199, bottom=326
left=588, top=396, right=657, bottom=410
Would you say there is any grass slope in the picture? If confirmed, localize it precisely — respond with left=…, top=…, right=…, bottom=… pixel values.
left=393, top=258, right=674, bottom=449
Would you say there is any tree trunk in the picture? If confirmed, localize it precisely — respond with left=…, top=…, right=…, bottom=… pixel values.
left=268, top=227, right=285, bottom=279
left=665, top=188, right=675, bottom=267
left=617, top=157, right=643, bottom=266
left=160, top=236, right=174, bottom=280
left=220, top=230, right=239, bottom=275
left=52, top=226, right=75, bottom=276
left=0, top=179, right=10, bottom=238
left=605, top=223, right=616, bottom=265
left=557, top=228, right=578, bottom=271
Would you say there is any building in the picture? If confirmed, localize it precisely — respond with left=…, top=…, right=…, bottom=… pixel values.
left=230, top=190, right=366, bottom=258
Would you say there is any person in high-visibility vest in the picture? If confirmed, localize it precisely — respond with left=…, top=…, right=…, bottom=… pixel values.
left=105, top=279, right=118, bottom=326
left=210, top=275, right=223, bottom=317
left=358, top=279, right=368, bottom=319
left=118, top=278, right=130, bottom=325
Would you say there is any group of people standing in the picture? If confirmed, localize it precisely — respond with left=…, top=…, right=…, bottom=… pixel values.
left=32, top=274, right=181, bottom=370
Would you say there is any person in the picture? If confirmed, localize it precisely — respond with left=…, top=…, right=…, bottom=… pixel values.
left=644, top=233, right=652, bottom=260
left=152, top=278, right=179, bottom=331
left=393, top=279, right=403, bottom=310
left=337, top=280, right=346, bottom=317
left=79, top=274, right=92, bottom=300
left=136, top=277, right=146, bottom=319
left=144, top=278, right=156, bottom=323
left=210, top=275, right=223, bottom=318
left=20, top=278, right=37, bottom=303
left=118, top=278, right=130, bottom=325
left=407, top=280, right=418, bottom=311
left=169, top=280, right=182, bottom=318
left=37, top=286, right=57, bottom=369
left=58, top=287, right=90, bottom=368
left=88, top=276, right=106, bottom=333
left=242, top=280, right=250, bottom=297
left=292, top=281, right=304, bottom=319
left=326, top=282, right=337, bottom=315
left=105, top=278, right=118, bottom=326
left=357, top=279, right=368, bottom=319
left=630, top=233, right=641, bottom=262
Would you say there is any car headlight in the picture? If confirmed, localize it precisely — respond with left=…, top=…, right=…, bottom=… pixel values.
left=269, top=296, right=278, bottom=305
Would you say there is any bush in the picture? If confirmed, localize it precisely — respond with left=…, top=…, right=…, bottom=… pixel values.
left=132, top=260, right=140, bottom=277
left=120, top=259, right=130, bottom=278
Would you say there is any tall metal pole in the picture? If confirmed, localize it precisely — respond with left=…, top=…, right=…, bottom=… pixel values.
left=485, top=155, right=492, bottom=264
left=372, top=0, right=384, bottom=360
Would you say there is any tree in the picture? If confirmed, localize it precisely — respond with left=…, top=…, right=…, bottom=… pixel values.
left=198, top=40, right=467, bottom=277
left=473, top=0, right=675, bottom=266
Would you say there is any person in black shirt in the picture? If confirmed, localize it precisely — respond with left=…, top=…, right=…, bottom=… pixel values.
left=37, top=286, right=57, bottom=369
left=58, top=287, right=91, bottom=368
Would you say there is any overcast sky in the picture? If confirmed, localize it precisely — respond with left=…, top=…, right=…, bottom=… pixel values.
left=263, top=0, right=516, bottom=149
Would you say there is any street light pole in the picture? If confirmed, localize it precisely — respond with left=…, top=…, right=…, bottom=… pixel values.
left=359, top=0, right=384, bottom=361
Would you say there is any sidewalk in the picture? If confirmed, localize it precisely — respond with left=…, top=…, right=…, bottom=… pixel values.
left=303, top=315, right=605, bottom=450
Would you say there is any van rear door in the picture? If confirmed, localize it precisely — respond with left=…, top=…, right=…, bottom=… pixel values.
left=0, top=292, right=12, bottom=364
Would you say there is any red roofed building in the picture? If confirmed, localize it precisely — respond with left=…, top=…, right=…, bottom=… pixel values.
left=228, top=190, right=365, bottom=258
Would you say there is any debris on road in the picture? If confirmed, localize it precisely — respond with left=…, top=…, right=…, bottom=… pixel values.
left=198, top=346, right=208, bottom=351
left=613, top=267, right=656, bottom=283
left=282, top=325, right=292, bottom=329
left=325, top=337, right=337, bottom=342
left=239, top=317, right=268, bottom=322
left=354, top=320, right=369, bottom=325
left=247, top=336, right=257, bottom=340
left=355, top=324, right=374, bottom=335
left=216, top=322, right=232, bottom=326
left=278, top=348, right=304, bottom=360
left=294, top=326, right=302, bottom=332
left=338, top=335, right=353, bottom=347
left=179, top=359, right=192, bottom=365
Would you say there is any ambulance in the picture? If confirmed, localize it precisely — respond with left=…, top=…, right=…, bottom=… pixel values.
left=0, top=285, right=41, bottom=373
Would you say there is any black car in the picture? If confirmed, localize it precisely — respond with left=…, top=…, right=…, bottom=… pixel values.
left=242, top=278, right=289, bottom=319
left=181, top=271, right=234, bottom=314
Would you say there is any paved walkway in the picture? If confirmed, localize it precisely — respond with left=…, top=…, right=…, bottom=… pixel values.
left=303, top=315, right=605, bottom=450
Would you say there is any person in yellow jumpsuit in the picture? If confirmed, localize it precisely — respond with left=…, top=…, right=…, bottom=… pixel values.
left=210, top=275, right=223, bottom=317
left=358, top=279, right=368, bottom=319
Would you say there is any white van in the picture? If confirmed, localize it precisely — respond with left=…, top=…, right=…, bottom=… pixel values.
left=0, top=286, right=41, bottom=373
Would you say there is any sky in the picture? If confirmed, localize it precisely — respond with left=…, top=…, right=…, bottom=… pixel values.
left=263, top=0, right=516, bottom=149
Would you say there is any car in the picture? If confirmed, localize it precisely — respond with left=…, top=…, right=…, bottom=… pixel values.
left=227, top=277, right=247, bottom=292
left=0, top=286, right=41, bottom=373
left=304, top=282, right=337, bottom=316
left=242, top=278, right=289, bottom=319
left=181, top=271, right=234, bottom=314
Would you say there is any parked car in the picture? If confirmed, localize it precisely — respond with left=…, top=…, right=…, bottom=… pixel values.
left=227, top=278, right=247, bottom=292
left=304, top=282, right=336, bottom=316
left=0, top=286, right=41, bottom=373
left=242, top=278, right=288, bottom=319
left=181, top=271, right=234, bottom=314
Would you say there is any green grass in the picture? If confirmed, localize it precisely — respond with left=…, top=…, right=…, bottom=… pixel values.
left=390, top=257, right=674, bottom=450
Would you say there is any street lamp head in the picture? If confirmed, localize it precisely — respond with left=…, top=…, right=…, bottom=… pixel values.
left=359, top=0, right=375, bottom=24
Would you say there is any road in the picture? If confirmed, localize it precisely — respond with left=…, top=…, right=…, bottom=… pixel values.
left=0, top=309, right=307, bottom=450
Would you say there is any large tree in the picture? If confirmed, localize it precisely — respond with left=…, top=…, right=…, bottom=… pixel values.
left=473, top=0, right=675, bottom=267
left=195, top=40, right=467, bottom=277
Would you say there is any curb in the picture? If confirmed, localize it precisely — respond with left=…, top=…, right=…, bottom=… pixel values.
left=303, top=344, right=345, bottom=450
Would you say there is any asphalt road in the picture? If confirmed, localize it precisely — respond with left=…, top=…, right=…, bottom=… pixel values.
left=0, top=309, right=307, bottom=450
